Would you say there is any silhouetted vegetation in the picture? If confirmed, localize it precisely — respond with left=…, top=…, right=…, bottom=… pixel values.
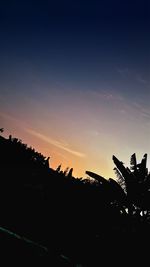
left=0, top=131, right=150, bottom=265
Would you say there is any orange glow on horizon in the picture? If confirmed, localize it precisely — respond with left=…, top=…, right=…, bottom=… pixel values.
left=1, top=86, right=150, bottom=180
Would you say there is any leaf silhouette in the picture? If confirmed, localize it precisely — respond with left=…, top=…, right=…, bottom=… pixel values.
left=85, top=171, right=108, bottom=185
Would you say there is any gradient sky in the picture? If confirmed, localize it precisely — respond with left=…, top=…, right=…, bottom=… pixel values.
left=0, top=0, right=150, bottom=178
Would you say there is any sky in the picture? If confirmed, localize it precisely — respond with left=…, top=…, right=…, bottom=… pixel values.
left=0, top=0, right=150, bottom=178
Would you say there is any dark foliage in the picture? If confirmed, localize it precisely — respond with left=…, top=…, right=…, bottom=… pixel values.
left=0, top=133, right=150, bottom=265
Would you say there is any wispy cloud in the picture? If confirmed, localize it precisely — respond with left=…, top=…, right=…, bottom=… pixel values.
left=136, top=75, right=148, bottom=84
left=0, top=111, right=25, bottom=126
left=90, top=90, right=123, bottom=102
left=131, top=102, right=150, bottom=121
left=117, top=68, right=149, bottom=85
left=140, top=108, right=150, bottom=119
left=0, top=111, right=17, bottom=122
left=25, top=128, right=86, bottom=158
left=117, top=68, right=129, bottom=76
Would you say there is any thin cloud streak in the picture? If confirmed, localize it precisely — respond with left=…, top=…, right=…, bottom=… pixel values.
left=117, top=68, right=129, bottom=76
left=136, top=74, right=148, bottom=85
left=0, top=111, right=19, bottom=122
left=26, top=128, right=86, bottom=158
left=89, top=90, right=123, bottom=102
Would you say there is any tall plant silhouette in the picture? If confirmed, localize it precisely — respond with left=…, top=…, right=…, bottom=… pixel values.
left=113, top=154, right=150, bottom=217
left=86, top=154, right=150, bottom=218
left=85, top=171, right=127, bottom=214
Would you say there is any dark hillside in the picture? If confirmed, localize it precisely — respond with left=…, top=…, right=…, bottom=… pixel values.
left=0, top=134, right=150, bottom=265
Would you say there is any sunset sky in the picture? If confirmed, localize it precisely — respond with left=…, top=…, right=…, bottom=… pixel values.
left=0, top=0, right=149, bottom=178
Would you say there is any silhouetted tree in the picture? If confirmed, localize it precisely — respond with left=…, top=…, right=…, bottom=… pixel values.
left=45, top=156, right=50, bottom=168
left=63, top=167, right=69, bottom=176
left=113, top=154, right=150, bottom=218
left=56, top=164, right=62, bottom=173
left=1, top=132, right=150, bottom=265
left=67, top=168, right=73, bottom=178
left=85, top=170, right=127, bottom=214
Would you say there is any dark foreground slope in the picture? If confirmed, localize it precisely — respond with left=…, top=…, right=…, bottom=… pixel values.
left=0, top=135, right=150, bottom=265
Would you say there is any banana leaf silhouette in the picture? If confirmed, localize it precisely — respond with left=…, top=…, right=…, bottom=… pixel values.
left=130, top=153, right=137, bottom=172
left=108, top=178, right=127, bottom=204
left=85, top=171, right=109, bottom=185
left=86, top=171, right=127, bottom=209
left=113, top=154, right=150, bottom=215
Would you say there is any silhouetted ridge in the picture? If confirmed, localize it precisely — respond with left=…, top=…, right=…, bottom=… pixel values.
left=0, top=132, right=150, bottom=265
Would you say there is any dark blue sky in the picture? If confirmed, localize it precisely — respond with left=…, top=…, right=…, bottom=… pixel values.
left=0, top=0, right=150, bottom=177
left=0, top=0, right=149, bottom=89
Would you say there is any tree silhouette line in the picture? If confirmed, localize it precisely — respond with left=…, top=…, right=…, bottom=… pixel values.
left=0, top=130, right=150, bottom=265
